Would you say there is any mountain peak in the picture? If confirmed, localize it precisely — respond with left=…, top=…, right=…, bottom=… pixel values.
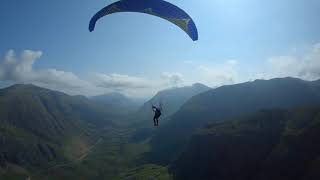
left=1, top=84, right=65, bottom=97
left=253, top=77, right=305, bottom=83
left=8, top=83, right=38, bottom=89
left=91, top=92, right=129, bottom=101
left=192, top=83, right=210, bottom=89
left=135, top=83, right=212, bottom=124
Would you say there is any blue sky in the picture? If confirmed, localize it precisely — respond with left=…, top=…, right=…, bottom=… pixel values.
left=1, top=0, right=320, bottom=97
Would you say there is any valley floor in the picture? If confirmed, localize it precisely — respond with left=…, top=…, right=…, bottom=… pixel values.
left=21, top=127, right=172, bottom=180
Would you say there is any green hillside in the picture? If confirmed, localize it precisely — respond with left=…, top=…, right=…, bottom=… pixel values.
left=0, top=84, right=114, bottom=179
left=0, top=84, right=170, bottom=180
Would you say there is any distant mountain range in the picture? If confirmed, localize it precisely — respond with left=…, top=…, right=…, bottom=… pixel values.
left=1, top=78, right=320, bottom=179
left=0, top=83, right=211, bottom=178
left=149, top=78, right=320, bottom=164
left=132, top=83, right=211, bottom=125
left=91, top=92, right=144, bottom=116
left=172, top=107, right=320, bottom=180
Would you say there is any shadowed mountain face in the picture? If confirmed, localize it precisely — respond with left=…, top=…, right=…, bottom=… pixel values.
left=133, top=83, right=211, bottom=125
left=149, top=78, right=320, bottom=164
left=172, top=107, right=320, bottom=180
left=0, top=84, right=113, bottom=169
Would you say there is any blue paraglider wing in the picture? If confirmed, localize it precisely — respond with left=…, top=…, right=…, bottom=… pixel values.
left=89, top=0, right=198, bottom=41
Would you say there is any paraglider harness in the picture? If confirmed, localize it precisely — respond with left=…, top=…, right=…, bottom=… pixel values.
left=152, top=104, right=162, bottom=126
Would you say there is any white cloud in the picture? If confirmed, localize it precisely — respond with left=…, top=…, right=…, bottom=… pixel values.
left=226, top=59, right=239, bottom=66
left=0, top=50, right=188, bottom=98
left=267, top=56, right=299, bottom=77
left=0, top=50, right=42, bottom=81
left=4, top=43, right=319, bottom=99
left=195, top=60, right=239, bottom=87
left=183, top=60, right=194, bottom=64
left=92, top=72, right=186, bottom=97
left=0, top=50, right=100, bottom=96
left=262, top=43, right=320, bottom=80
left=93, top=73, right=151, bottom=90
left=161, top=72, right=184, bottom=87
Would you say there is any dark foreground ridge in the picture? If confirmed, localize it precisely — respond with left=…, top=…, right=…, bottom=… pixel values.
left=172, top=107, right=320, bottom=180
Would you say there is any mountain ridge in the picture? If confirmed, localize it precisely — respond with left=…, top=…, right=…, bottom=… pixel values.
left=149, top=77, right=320, bottom=164
left=0, top=84, right=114, bottom=171
left=172, top=106, right=320, bottom=180
left=133, top=83, right=211, bottom=125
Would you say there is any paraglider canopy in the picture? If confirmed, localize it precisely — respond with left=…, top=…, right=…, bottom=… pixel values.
left=89, top=0, right=198, bottom=41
